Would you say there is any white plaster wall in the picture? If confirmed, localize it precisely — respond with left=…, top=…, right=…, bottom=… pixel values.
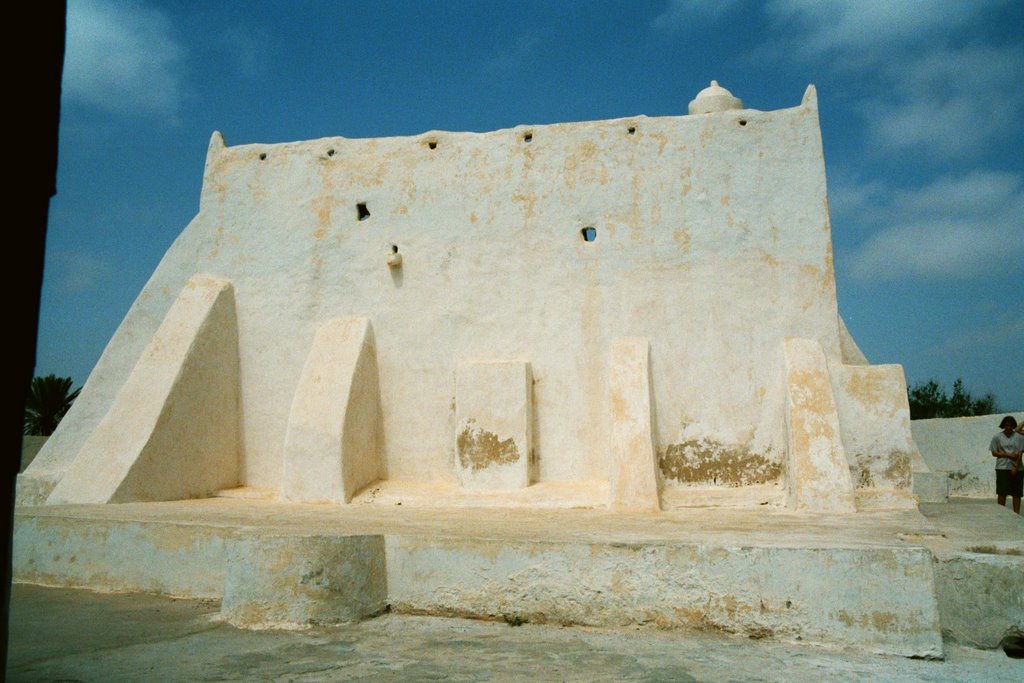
left=29, top=94, right=844, bottom=496
left=912, top=412, right=1024, bottom=497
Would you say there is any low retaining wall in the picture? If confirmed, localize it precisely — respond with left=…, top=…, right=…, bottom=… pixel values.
left=386, top=536, right=942, bottom=658
left=14, top=509, right=943, bottom=657
left=912, top=412, right=1024, bottom=498
left=933, top=550, right=1024, bottom=648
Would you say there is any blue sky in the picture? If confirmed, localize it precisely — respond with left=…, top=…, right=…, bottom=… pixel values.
left=39, top=0, right=1023, bottom=410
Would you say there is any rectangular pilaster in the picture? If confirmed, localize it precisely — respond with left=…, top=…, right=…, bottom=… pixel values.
left=608, top=338, right=661, bottom=512
left=782, top=337, right=856, bottom=513
left=830, top=363, right=916, bottom=510
left=455, top=361, right=533, bottom=490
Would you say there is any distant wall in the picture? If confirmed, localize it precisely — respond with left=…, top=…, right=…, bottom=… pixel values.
left=912, top=412, right=1024, bottom=497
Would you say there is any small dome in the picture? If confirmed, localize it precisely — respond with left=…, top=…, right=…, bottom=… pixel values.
left=688, top=80, right=743, bottom=115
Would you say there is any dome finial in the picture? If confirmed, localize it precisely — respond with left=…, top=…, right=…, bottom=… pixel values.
left=688, top=80, right=743, bottom=115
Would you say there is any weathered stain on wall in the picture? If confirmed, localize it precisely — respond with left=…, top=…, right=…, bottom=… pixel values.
left=658, top=440, right=783, bottom=487
left=830, top=363, right=916, bottom=501
left=457, top=422, right=521, bottom=472
left=854, top=451, right=912, bottom=490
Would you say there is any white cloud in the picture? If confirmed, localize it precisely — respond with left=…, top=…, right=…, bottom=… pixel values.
left=52, top=251, right=113, bottom=293
left=765, top=0, right=984, bottom=58
left=63, top=0, right=186, bottom=119
left=931, top=317, right=1024, bottom=355
left=891, top=170, right=1022, bottom=216
left=828, top=171, right=886, bottom=226
left=762, top=1, right=1023, bottom=160
left=849, top=220, right=1008, bottom=280
left=651, top=0, right=741, bottom=31
left=863, top=45, right=1024, bottom=158
left=218, top=24, right=267, bottom=81
left=482, top=33, right=543, bottom=75
left=844, top=171, right=1024, bottom=281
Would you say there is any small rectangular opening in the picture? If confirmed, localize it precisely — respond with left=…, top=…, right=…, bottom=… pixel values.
left=357, top=203, right=370, bottom=221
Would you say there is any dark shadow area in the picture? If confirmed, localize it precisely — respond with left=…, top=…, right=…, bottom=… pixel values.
left=3, top=1, right=65, bottom=673
left=1002, top=634, right=1024, bottom=658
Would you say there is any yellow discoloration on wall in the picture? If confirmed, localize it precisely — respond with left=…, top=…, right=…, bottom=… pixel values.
left=699, top=125, right=714, bottom=146
left=648, top=130, right=669, bottom=155
left=457, top=424, right=521, bottom=471
left=884, top=453, right=911, bottom=488
left=788, top=370, right=835, bottom=419
left=872, top=611, right=899, bottom=632
left=511, top=192, right=537, bottom=226
left=309, top=217, right=330, bottom=243
left=784, top=338, right=858, bottom=511
left=673, top=228, right=691, bottom=252
left=609, top=393, right=629, bottom=423
left=818, top=245, right=836, bottom=295
left=844, top=370, right=891, bottom=407
left=205, top=223, right=227, bottom=262
left=562, top=140, right=609, bottom=189
left=659, top=440, right=783, bottom=486
left=857, top=452, right=912, bottom=489
left=575, top=140, right=600, bottom=163
left=249, top=178, right=269, bottom=202
left=835, top=610, right=856, bottom=627
left=835, top=609, right=907, bottom=633
left=799, top=264, right=820, bottom=280
left=857, top=466, right=873, bottom=488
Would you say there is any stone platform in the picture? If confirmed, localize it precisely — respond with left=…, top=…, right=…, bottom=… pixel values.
left=13, top=497, right=1023, bottom=660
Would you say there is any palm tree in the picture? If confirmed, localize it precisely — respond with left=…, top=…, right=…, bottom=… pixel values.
left=24, top=374, right=81, bottom=436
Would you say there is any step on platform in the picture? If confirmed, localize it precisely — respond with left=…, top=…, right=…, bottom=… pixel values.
left=13, top=498, right=1024, bottom=658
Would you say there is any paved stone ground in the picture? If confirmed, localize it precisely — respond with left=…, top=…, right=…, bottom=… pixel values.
left=6, top=584, right=1021, bottom=682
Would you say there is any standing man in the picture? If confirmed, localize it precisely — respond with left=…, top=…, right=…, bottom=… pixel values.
left=990, top=416, right=1024, bottom=514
